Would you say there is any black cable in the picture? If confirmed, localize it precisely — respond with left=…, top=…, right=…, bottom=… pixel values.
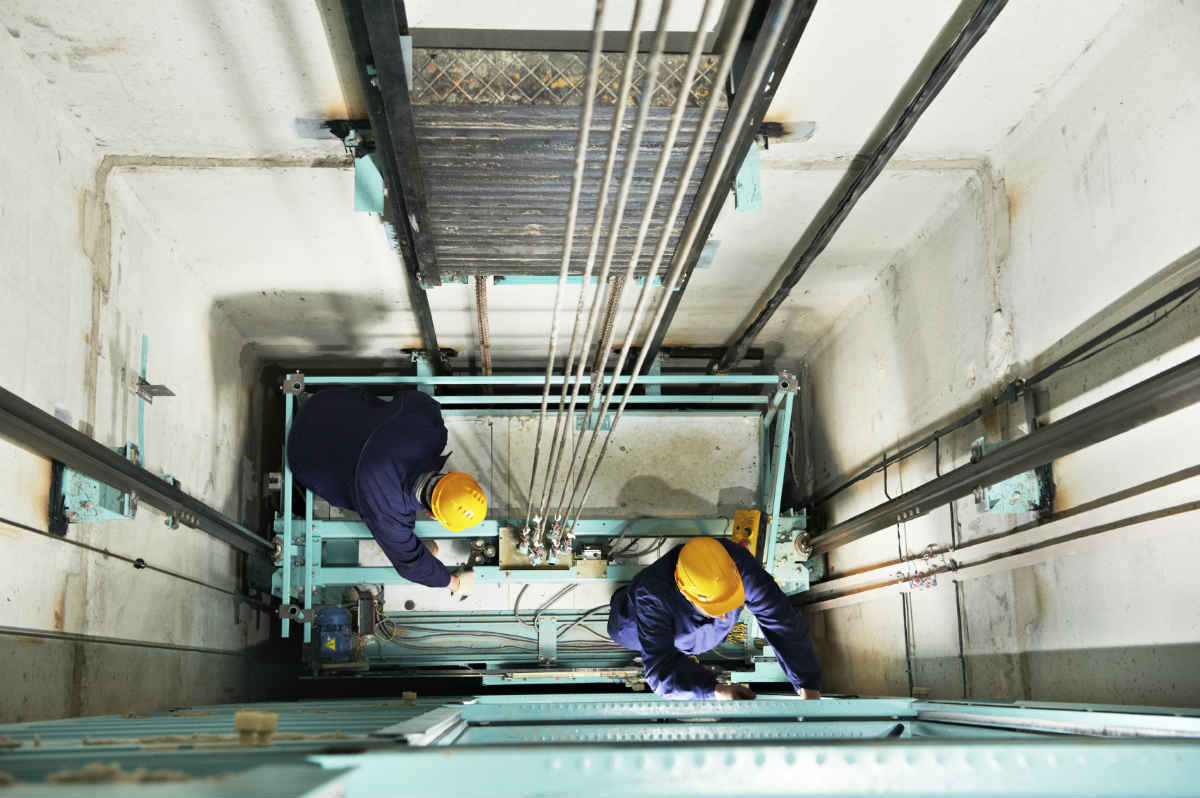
left=1046, top=286, right=1200, bottom=373
left=0, top=624, right=248, bottom=657
left=0, top=513, right=252, bottom=602
left=1025, top=280, right=1200, bottom=385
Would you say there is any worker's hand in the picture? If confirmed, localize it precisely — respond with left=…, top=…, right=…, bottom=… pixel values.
left=797, top=688, right=821, bottom=700
left=713, top=683, right=756, bottom=701
left=449, top=568, right=475, bottom=599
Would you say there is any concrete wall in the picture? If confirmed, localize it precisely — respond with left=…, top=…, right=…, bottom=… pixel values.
left=0, top=29, right=281, bottom=723
left=804, top=0, right=1200, bottom=707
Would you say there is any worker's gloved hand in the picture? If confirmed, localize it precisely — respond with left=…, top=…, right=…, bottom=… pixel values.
left=797, top=688, right=821, bottom=700
left=449, top=568, right=475, bottom=599
left=713, top=683, right=756, bottom=701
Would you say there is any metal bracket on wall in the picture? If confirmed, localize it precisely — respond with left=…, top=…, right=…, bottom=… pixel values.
left=133, top=377, right=175, bottom=404
left=282, top=372, right=306, bottom=395
left=280, top=604, right=315, bottom=624
left=970, top=438, right=1052, bottom=515
left=51, top=443, right=142, bottom=528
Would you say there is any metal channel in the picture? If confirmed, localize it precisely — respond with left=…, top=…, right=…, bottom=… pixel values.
left=641, top=0, right=820, bottom=370
left=432, top=395, right=766, bottom=405
left=301, top=374, right=777, bottom=385
left=340, top=0, right=447, bottom=368
left=812, top=352, right=1200, bottom=552
left=457, top=720, right=908, bottom=745
left=303, top=488, right=314, bottom=644
left=281, top=392, right=295, bottom=637
left=359, top=0, right=440, bottom=287
left=314, top=741, right=1200, bottom=797
left=0, top=384, right=268, bottom=558
left=281, top=518, right=731, bottom=539
left=714, top=0, right=1010, bottom=372
left=316, top=564, right=643, bottom=585
left=459, top=696, right=916, bottom=723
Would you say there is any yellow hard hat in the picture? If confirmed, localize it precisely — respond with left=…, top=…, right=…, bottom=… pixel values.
left=675, top=537, right=744, bottom=617
left=430, top=472, right=487, bottom=532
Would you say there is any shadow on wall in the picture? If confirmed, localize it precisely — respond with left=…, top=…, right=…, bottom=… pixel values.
left=213, top=291, right=405, bottom=359
left=208, top=291, right=416, bottom=527
left=605, top=475, right=755, bottom=518
left=816, top=642, right=1200, bottom=709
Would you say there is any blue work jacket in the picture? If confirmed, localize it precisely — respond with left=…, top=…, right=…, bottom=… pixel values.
left=608, top=539, right=821, bottom=699
left=286, top=388, right=451, bottom=588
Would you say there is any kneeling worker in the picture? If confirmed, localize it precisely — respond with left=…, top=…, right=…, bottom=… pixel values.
left=286, top=387, right=486, bottom=593
left=609, top=536, right=820, bottom=700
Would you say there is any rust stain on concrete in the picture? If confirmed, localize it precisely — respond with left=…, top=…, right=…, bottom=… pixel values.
left=53, top=585, right=67, bottom=631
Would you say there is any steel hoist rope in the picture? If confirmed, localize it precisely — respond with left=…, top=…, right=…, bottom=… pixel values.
left=522, top=0, right=608, bottom=533
left=561, top=0, right=766, bottom=532
left=533, top=0, right=656, bottom=534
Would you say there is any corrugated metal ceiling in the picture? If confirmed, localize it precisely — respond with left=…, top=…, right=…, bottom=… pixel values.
left=414, top=104, right=725, bottom=278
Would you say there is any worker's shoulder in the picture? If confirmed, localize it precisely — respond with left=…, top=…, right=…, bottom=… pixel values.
left=720, top=537, right=767, bottom=572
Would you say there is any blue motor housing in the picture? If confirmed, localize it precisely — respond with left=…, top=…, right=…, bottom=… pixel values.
left=314, top=607, right=353, bottom=663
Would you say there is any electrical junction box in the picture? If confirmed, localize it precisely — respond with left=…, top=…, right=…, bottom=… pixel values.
left=731, top=509, right=761, bottom=555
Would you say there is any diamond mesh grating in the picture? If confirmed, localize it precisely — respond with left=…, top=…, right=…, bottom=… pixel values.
left=412, top=49, right=725, bottom=108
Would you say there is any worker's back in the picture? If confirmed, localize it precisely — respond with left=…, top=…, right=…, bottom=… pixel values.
left=286, top=388, right=448, bottom=511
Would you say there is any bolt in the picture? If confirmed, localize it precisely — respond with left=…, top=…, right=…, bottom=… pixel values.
left=404, top=600, right=416, bottom=611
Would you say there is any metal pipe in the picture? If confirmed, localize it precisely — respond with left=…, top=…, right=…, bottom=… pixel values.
left=474, top=274, right=492, bottom=376
left=810, top=352, right=1200, bottom=553
left=558, top=0, right=723, bottom=524
left=546, top=0, right=669, bottom=525
left=522, top=0, right=607, bottom=533
left=562, top=0, right=783, bottom=529
left=533, top=0, right=646, bottom=532
left=712, top=0, right=1010, bottom=373
left=0, top=384, right=269, bottom=557
left=303, top=374, right=778, bottom=385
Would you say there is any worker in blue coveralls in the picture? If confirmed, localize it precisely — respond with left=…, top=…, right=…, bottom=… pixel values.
left=286, top=387, right=487, bottom=594
left=609, top=536, right=821, bottom=700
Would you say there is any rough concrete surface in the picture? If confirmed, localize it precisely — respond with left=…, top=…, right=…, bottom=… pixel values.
left=806, top=0, right=1200, bottom=708
left=0, top=0, right=1197, bottom=722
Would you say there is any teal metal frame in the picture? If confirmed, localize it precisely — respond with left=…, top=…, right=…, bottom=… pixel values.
left=273, top=371, right=804, bottom=680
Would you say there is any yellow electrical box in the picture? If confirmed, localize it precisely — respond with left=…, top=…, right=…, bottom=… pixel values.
left=731, top=509, right=761, bottom=555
